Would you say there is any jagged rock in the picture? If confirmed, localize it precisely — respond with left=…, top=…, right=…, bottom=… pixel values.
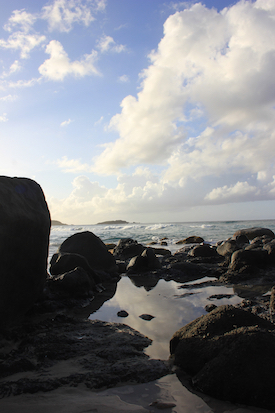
left=0, top=177, right=50, bottom=326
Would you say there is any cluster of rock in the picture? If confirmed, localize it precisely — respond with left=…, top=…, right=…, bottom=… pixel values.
left=1, top=175, right=275, bottom=410
left=105, top=229, right=275, bottom=410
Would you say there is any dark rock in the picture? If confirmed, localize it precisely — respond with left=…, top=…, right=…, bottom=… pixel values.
left=47, top=267, right=95, bottom=298
left=176, top=236, right=204, bottom=245
left=49, top=252, right=102, bottom=285
left=220, top=265, right=258, bottom=283
left=229, top=248, right=268, bottom=270
left=270, top=286, right=275, bottom=312
left=113, top=238, right=145, bottom=260
left=0, top=177, right=50, bottom=326
left=149, top=247, right=171, bottom=256
left=216, top=239, right=239, bottom=257
left=139, top=314, right=155, bottom=321
left=0, top=315, right=169, bottom=397
left=263, top=239, right=275, bottom=263
left=127, top=248, right=161, bottom=273
left=234, top=234, right=250, bottom=246
left=233, top=227, right=275, bottom=240
left=204, top=304, right=217, bottom=312
left=208, top=293, right=234, bottom=300
left=117, top=310, right=129, bottom=317
left=170, top=262, right=207, bottom=282
left=170, top=305, right=275, bottom=410
left=56, top=231, right=117, bottom=274
left=188, top=244, right=217, bottom=258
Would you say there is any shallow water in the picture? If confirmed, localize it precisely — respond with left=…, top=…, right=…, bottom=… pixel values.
left=47, top=221, right=274, bottom=412
left=89, top=276, right=242, bottom=359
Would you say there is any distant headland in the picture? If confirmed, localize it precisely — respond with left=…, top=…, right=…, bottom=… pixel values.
left=96, top=220, right=129, bottom=225
left=51, top=220, right=67, bottom=226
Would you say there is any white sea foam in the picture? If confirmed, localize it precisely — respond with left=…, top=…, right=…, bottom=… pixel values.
left=50, top=219, right=275, bottom=257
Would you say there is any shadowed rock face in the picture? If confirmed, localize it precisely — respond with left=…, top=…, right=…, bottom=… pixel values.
left=57, top=231, right=118, bottom=274
left=170, top=305, right=275, bottom=410
left=0, top=176, right=50, bottom=326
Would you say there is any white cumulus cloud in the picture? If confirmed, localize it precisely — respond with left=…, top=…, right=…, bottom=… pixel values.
left=39, top=40, right=99, bottom=81
left=56, top=156, right=93, bottom=173
left=41, top=0, right=102, bottom=32
left=96, top=35, right=126, bottom=53
left=91, top=0, right=275, bottom=211
left=205, top=181, right=259, bottom=203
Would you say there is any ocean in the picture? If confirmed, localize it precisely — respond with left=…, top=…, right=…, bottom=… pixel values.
left=49, top=219, right=275, bottom=360
left=49, top=219, right=275, bottom=259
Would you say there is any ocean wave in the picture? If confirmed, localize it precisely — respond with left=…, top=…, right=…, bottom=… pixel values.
left=145, top=223, right=176, bottom=230
left=189, top=224, right=215, bottom=229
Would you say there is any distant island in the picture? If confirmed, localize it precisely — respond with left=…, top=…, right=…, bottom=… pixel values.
left=96, top=220, right=129, bottom=225
left=51, top=220, right=67, bottom=226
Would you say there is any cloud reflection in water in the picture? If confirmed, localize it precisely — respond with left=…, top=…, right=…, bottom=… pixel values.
left=89, top=276, right=242, bottom=359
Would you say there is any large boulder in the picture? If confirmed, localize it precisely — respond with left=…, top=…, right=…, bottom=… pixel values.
left=233, top=227, right=275, bottom=240
left=170, top=305, right=275, bottom=410
left=49, top=252, right=102, bottom=285
left=56, top=231, right=117, bottom=274
left=48, top=267, right=95, bottom=298
left=229, top=248, right=268, bottom=270
left=0, top=176, right=50, bottom=326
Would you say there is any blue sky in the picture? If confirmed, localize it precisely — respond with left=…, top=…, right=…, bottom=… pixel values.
left=1, top=0, right=275, bottom=224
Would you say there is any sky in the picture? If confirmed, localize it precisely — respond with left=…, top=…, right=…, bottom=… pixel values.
left=1, top=0, right=275, bottom=224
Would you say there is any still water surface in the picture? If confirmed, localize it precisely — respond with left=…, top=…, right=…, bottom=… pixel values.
left=89, top=276, right=242, bottom=359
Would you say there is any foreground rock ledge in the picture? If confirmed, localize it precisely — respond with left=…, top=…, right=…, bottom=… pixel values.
left=0, top=315, right=169, bottom=398
left=170, top=304, right=275, bottom=410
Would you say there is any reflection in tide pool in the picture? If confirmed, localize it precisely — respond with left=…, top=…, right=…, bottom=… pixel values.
left=89, top=276, right=242, bottom=359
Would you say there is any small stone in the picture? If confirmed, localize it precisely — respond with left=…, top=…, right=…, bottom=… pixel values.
left=117, top=310, right=129, bottom=317
left=149, top=400, right=176, bottom=409
left=139, top=314, right=155, bottom=321
left=205, top=304, right=217, bottom=312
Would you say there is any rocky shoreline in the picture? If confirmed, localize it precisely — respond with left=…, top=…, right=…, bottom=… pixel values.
left=2, top=223, right=275, bottom=411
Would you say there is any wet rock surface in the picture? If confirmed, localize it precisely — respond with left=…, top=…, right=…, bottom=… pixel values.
left=0, top=314, right=169, bottom=398
left=2, top=226, right=275, bottom=410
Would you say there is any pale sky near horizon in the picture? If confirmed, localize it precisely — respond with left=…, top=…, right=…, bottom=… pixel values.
left=1, top=0, right=275, bottom=224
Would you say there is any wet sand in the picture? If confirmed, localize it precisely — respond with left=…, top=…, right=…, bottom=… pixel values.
left=0, top=374, right=272, bottom=413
